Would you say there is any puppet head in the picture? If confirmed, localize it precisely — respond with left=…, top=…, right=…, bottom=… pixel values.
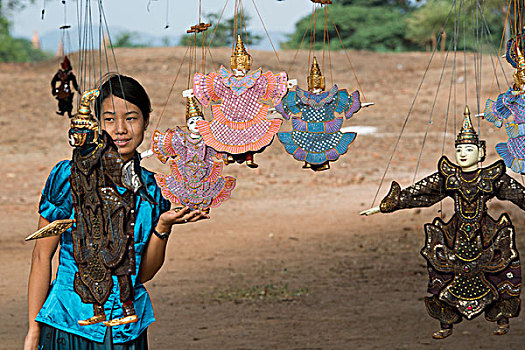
left=186, top=96, right=204, bottom=135
left=307, top=56, right=325, bottom=92
left=61, top=56, right=72, bottom=71
left=231, top=35, right=251, bottom=74
left=69, top=89, right=100, bottom=147
left=455, top=105, right=486, bottom=169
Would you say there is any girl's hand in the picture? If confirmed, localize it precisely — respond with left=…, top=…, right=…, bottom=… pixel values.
left=158, top=207, right=210, bottom=230
left=24, top=327, right=40, bottom=350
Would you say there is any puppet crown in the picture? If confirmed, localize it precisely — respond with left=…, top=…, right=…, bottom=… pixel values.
left=231, top=35, right=251, bottom=71
left=186, top=96, right=204, bottom=121
left=307, top=56, right=325, bottom=91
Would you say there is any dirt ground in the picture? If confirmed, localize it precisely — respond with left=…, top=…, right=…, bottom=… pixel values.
left=1, top=47, right=525, bottom=349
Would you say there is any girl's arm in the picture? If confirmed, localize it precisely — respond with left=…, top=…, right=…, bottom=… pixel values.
left=24, top=216, right=60, bottom=350
left=139, top=207, right=209, bottom=283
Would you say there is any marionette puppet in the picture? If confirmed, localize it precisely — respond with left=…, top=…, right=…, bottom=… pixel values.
left=151, top=97, right=236, bottom=211
left=484, top=40, right=525, bottom=174
left=361, top=107, right=524, bottom=339
left=51, top=56, right=79, bottom=117
left=28, top=90, right=155, bottom=327
left=191, top=35, right=295, bottom=168
left=276, top=56, right=365, bottom=171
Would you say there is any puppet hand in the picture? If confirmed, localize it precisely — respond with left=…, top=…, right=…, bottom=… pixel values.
left=359, top=206, right=380, bottom=216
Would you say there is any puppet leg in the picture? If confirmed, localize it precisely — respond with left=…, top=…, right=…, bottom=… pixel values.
left=425, top=295, right=462, bottom=339
left=103, top=275, right=138, bottom=327
left=78, top=304, right=106, bottom=326
left=432, top=323, right=454, bottom=339
left=245, top=152, right=259, bottom=168
left=312, top=162, right=330, bottom=172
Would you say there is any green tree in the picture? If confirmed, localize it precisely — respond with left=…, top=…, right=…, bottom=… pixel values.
left=0, top=0, right=49, bottom=62
left=406, top=0, right=505, bottom=51
left=282, top=0, right=421, bottom=52
left=179, top=12, right=261, bottom=47
left=112, top=31, right=144, bottom=48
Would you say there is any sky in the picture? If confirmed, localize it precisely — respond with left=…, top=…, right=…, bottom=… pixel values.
left=11, top=0, right=313, bottom=49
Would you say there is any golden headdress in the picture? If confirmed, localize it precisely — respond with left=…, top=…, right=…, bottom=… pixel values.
left=231, top=35, right=251, bottom=71
left=455, top=105, right=486, bottom=152
left=307, top=56, right=325, bottom=91
left=513, top=45, right=525, bottom=90
left=185, top=96, right=204, bottom=121
left=69, top=89, right=100, bottom=146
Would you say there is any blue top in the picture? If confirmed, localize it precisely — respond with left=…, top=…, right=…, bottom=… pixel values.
left=36, top=160, right=170, bottom=343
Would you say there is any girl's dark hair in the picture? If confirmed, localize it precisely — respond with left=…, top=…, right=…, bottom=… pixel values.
left=94, top=74, right=152, bottom=124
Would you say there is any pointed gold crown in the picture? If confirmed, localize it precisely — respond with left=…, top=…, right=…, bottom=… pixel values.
left=185, top=96, right=204, bottom=121
left=70, top=89, right=100, bottom=146
left=71, top=89, right=100, bottom=129
left=231, top=34, right=251, bottom=71
left=307, top=56, right=325, bottom=91
left=455, top=105, right=483, bottom=147
left=513, top=44, right=525, bottom=90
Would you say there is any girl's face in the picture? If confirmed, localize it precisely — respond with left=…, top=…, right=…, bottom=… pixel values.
left=100, top=95, right=148, bottom=161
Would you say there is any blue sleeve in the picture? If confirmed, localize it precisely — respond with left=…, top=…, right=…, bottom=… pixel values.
left=335, top=90, right=361, bottom=119
left=38, top=160, right=73, bottom=222
left=142, top=168, right=171, bottom=230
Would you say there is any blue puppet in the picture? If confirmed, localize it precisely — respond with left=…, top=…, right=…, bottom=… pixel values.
left=484, top=37, right=525, bottom=174
left=276, top=57, right=362, bottom=171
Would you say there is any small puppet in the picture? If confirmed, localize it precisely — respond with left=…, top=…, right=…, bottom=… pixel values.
left=361, top=107, right=524, bottom=339
left=484, top=40, right=525, bottom=174
left=276, top=57, right=362, bottom=171
left=192, top=35, right=289, bottom=168
left=51, top=56, right=79, bottom=117
left=151, top=97, right=236, bottom=210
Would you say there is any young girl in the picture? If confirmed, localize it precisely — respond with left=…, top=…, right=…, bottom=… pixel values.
left=25, top=74, right=209, bottom=349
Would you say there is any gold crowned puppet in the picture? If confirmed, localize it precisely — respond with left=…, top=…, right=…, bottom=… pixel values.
left=362, top=106, right=524, bottom=339
left=191, top=35, right=291, bottom=168
left=276, top=56, right=362, bottom=171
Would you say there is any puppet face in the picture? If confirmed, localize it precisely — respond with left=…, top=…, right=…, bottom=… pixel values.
left=100, top=95, right=148, bottom=161
left=455, top=144, right=482, bottom=170
left=187, top=116, right=204, bottom=134
left=233, top=68, right=247, bottom=77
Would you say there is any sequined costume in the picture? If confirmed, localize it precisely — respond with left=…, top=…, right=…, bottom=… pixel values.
left=192, top=65, right=287, bottom=155
left=70, top=131, right=153, bottom=321
left=65, top=89, right=157, bottom=326
left=51, top=56, right=79, bottom=117
left=151, top=127, right=236, bottom=210
left=380, top=156, right=523, bottom=324
left=276, top=85, right=361, bottom=165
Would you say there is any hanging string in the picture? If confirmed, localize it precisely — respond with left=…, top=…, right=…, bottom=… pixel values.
left=326, top=7, right=333, bottom=86
left=207, top=0, right=230, bottom=48
left=307, top=3, right=317, bottom=75
left=371, top=0, right=457, bottom=207
left=155, top=46, right=191, bottom=130
left=250, top=0, right=284, bottom=71
left=41, top=0, right=47, bottom=20
left=286, top=9, right=315, bottom=73
left=327, top=6, right=367, bottom=102
left=165, top=0, right=170, bottom=29
left=413, top=32, right=455, bottom=183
